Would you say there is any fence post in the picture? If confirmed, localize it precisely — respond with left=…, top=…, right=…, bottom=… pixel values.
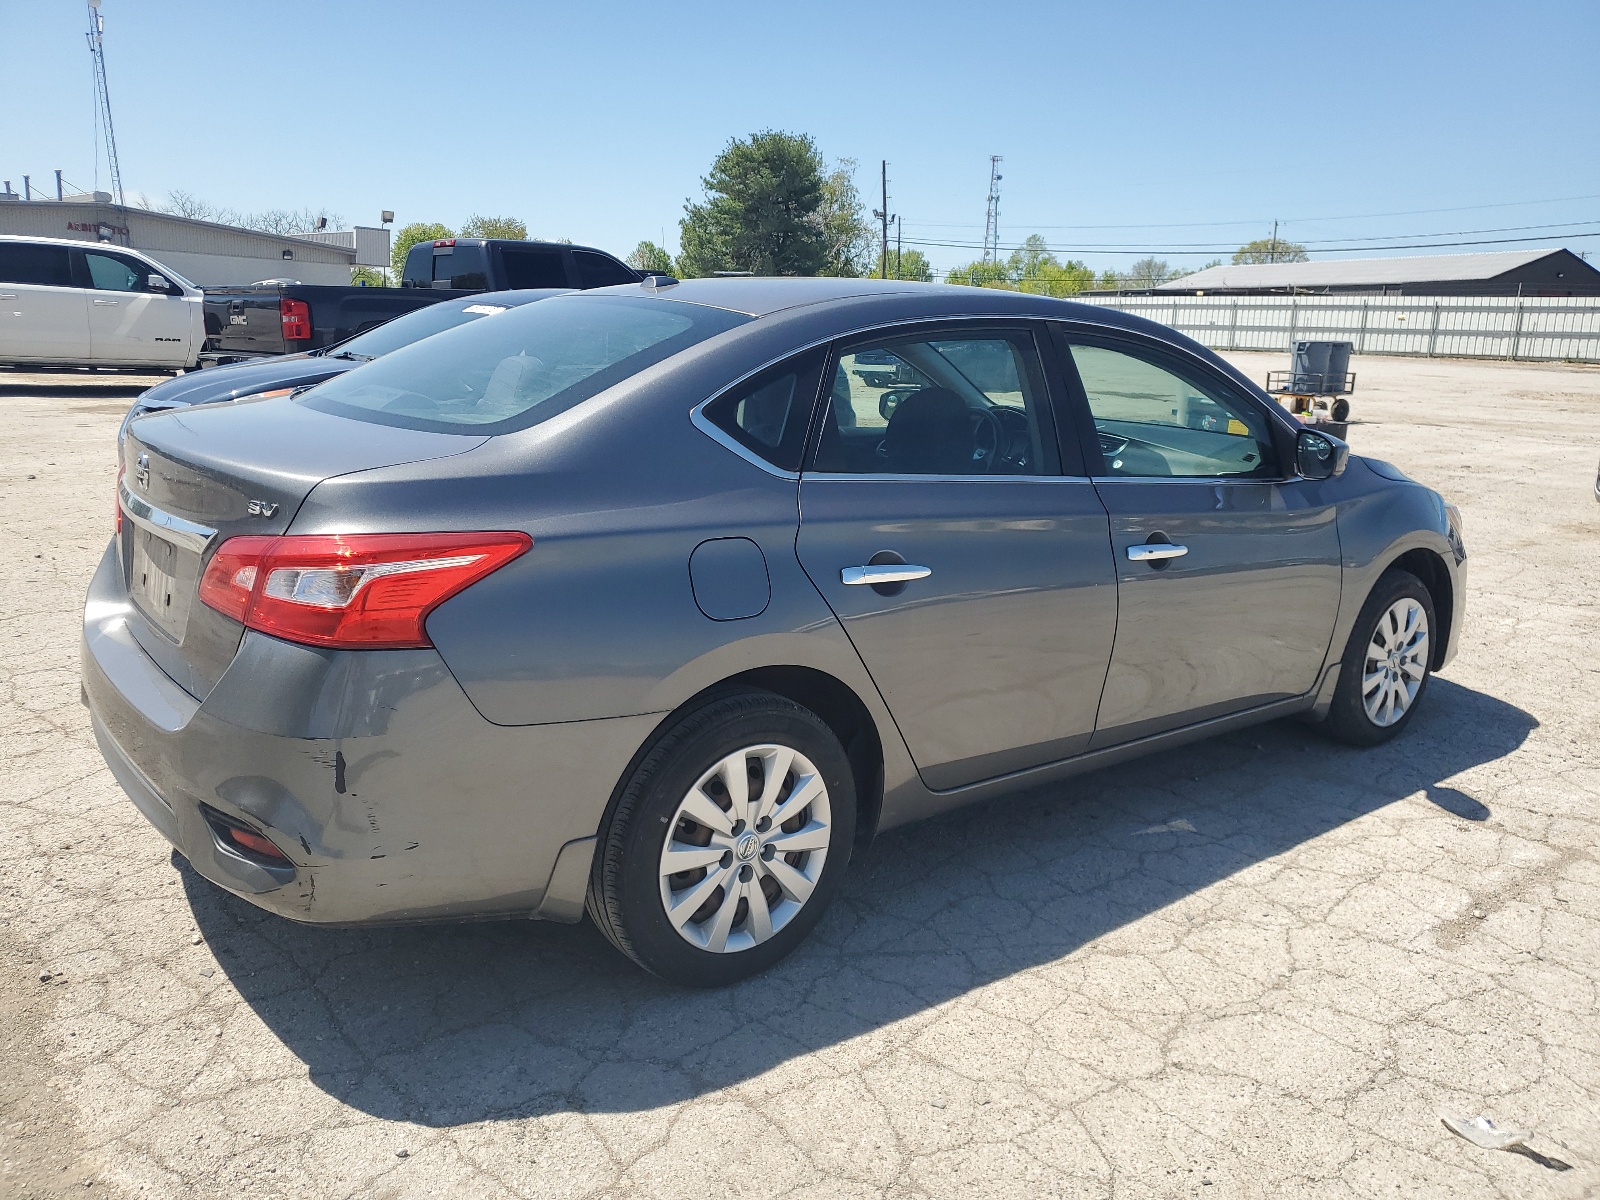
left=1508, top=302, right=1525, bottom=361
left=1287, top=300, right=1298, bottom=350
left=1356, top=299, right=1369, bottom=355
left=1427, top=303, right=1441, bottom=357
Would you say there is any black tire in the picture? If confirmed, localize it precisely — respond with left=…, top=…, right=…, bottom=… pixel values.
left=586, top=690, right=856, bottom=987
left=1330, top=397, right=1351, bottom=422
left=1320, top=568, right=1437, bottom=746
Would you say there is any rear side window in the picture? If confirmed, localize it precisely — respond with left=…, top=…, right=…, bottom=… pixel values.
left=500, top=248, right=568, bottom=289
left=299, top=294, right=750, bottom=434
left=402, top=244, right=433, bottom=286
left=701, top=349, right=825, bottom=473
left=0, top=242, right=72, bottom=287
left=574, top=251, right=639, bottom=288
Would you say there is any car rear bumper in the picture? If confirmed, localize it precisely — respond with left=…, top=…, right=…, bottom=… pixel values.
left=81, top=541, right=660, bottom=925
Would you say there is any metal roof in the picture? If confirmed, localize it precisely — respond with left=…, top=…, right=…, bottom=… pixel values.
left=1154, top=249, right=1567, bottom=292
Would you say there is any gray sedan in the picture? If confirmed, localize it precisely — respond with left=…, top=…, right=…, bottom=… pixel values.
left=85, top=278, right=1466, bottom=986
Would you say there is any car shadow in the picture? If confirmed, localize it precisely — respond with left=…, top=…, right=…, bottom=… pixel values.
left=182, top=676, right=1535, bottom=1125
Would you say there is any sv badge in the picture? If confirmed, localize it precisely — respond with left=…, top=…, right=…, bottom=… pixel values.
left=246, top=500, right=279, bottom=518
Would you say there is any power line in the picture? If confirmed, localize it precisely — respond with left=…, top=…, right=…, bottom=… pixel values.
left=903, top=227, right=1600, bottom=257
left=903, top=192, right=1600, bottom=232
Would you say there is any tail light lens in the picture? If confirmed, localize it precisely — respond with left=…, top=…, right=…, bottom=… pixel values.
left=199, top=532, right=531, bottom=649
left=279, top=297, right=311, bottom=341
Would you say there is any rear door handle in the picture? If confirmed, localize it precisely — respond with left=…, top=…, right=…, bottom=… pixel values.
left=1127, top=543, right=1188, bottom=562
left=92, top=298, right=119, bottom=306
left=841, top=564, right=932, bottom=585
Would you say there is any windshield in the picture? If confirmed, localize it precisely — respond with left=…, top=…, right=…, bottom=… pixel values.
left=330, top=295, right=544, bottom=361
left=298, top=295, right=750, bottom=434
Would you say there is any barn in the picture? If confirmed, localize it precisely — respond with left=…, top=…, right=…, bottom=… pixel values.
left=1154, top=249, right=1600, bottom=298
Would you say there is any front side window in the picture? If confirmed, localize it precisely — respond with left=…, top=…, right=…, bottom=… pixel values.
left=299, top=294, right=750, bottom=434
left=810, top=332, right=1050, bottom=476
left=500, top=249, right=568, bottom=290
left=84, top=251, right=145, bottom=292
left=1065, top=341, right=1277, bottom=479
left=701, top=349, right=824, bottom=472
left=0, top=242, right=72, bottom=287
left=575, top=251, right=639, bottom=288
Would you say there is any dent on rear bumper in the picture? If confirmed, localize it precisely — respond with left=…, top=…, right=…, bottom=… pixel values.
left=81, top=543, right=658, bottom=924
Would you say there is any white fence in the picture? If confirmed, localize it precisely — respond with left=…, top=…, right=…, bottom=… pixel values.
left=1067, top=293, right=1600, bottom=363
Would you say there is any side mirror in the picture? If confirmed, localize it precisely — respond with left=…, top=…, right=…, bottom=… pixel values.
left=1297, top=427, right=1349, bottom=480
left=147, top=274, right=169, bottom=291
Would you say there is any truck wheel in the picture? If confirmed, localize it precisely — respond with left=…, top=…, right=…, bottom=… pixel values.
left=587, top=691, right=856, bottom=987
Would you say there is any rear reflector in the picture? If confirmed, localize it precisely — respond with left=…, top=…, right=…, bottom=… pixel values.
left=199, top=531, right=531, bottom=649
left=279, top=297, right=311, bottom=341
left=200, top=804, right=295, bottom=868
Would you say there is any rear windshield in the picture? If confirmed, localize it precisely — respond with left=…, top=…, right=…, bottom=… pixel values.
left=329, top=294, right=555, bottom=361
left=298, top=294, right=750, bottom=434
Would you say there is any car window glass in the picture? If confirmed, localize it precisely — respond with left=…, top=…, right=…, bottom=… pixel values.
left=299, top=294, right=750, bottom=435
left=0, top=242, right=73, bottom=287
left=84, top=252, right=144, bottom=292
left=500, top=249, right=568, bottom=290
left=575, top=251, right=638, bottom=288
left=435, top=245, right=488, bottom=289
left=335, top=298, right=521, bottom=359
left=701, top=350, right=823, bottom=473
left=810, top=333, right=1048, bottom=476
left=1067, top=343, right=1276, bottom=479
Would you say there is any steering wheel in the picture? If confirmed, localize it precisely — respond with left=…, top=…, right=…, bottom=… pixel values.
left=969, top=406, right=1005, bottom=473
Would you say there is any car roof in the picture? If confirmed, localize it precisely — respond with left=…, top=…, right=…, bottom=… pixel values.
left=453, top=288, right=571, bottom=307
left=582, top=275, right=1148, bottom=324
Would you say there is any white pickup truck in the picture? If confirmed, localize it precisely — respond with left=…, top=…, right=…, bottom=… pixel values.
left=0, top=235, right=205, bottom=370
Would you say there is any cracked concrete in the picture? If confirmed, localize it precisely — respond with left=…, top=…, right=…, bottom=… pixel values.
left=1, top=352, right=1597, bottom=1199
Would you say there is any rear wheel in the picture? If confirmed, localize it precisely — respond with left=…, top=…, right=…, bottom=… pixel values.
left=587, top=691, right=856, bottom=987
left=1320, top=568, right=1436, bottom=746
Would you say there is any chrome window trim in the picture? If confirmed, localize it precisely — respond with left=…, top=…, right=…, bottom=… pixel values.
left=799, top=472, right=1094, bottom=485
left=687, top=407, right=800, bottom=480
left=118, top=480, right=218, bottom=553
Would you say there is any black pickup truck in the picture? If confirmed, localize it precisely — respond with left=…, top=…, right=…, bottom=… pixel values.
left=201, top=239, right=641, bottom=363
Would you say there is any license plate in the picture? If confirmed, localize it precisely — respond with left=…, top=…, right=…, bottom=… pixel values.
left=130, top=529, right=197, bottom=643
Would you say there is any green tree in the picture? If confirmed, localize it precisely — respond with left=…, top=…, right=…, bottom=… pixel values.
left=627, top=241, right=675, bottom=273
left=351, top=266, right=390, bottom=287
left=944, top=260, right=1014, bottom=288
left=1098, top=269, right=1121, bottom=290
left=818, top=159, right=876, bottom=277
left=460, top=214, right=528, bottom=240
left=677, top=131, right=834, bottom=278
left=872, top=247, right=934, bottom=282
left=1233, top=237, right=1308, bottom=264
left=391, top=221, right=454, bottom=281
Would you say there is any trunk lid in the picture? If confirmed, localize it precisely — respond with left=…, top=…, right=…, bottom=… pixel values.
left=119, top=394, right=488, bottom=698
left=202, top=286, right=290, bottom=357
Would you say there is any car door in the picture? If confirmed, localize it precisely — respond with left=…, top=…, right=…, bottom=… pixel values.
left=0, top=241, right=89, bottom=363
left=795, top=324, right=1118, bottom=791
left=81, top=249, right=191, bottom=366
left=1052, top=326, right=1342, bottom=747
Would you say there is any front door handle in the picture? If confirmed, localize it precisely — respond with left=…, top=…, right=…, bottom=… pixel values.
left=92, top=298, right=120, bottom=306
left=1127, top=543, right=1188, bottom=562
left=841, top=564, right=932, bottom=586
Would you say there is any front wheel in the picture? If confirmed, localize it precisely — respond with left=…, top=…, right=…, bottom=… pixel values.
left=587, top=691, right=856, bottom=987
left=1320, top=568, right=1437, bottom=746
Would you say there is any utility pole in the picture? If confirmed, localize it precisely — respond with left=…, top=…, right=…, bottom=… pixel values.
left=871, top=160, right=894, bottom=280
left=86, top=0, right=124, bottom=206
left=982, top=156, right=1003, bottom=264
left=895, top=216, right=902, bottom=280
left=1270, top=219, right=1279, bottom=264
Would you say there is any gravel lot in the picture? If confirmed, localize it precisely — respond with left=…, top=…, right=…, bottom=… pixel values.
left=2, top=351, right=1598, bottom=1200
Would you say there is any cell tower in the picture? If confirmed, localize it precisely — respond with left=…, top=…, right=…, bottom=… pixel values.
left=981, top=156, right=1003, bottom=264
left=86, top=0, right=124, bottom=205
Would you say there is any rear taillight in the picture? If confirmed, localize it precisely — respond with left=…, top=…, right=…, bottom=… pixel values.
left=198, top=532, right=530, bottom=649
left=279, top=297, right=311, bottom=341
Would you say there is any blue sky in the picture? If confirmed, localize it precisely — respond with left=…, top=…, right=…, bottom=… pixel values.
left=3, top=0, right=1597, bottom=277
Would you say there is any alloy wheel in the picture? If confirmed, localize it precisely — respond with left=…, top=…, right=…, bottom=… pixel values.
left=1362, top=598, right=1429, bottom=727
left=657, top=744, right=832, bottom=954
